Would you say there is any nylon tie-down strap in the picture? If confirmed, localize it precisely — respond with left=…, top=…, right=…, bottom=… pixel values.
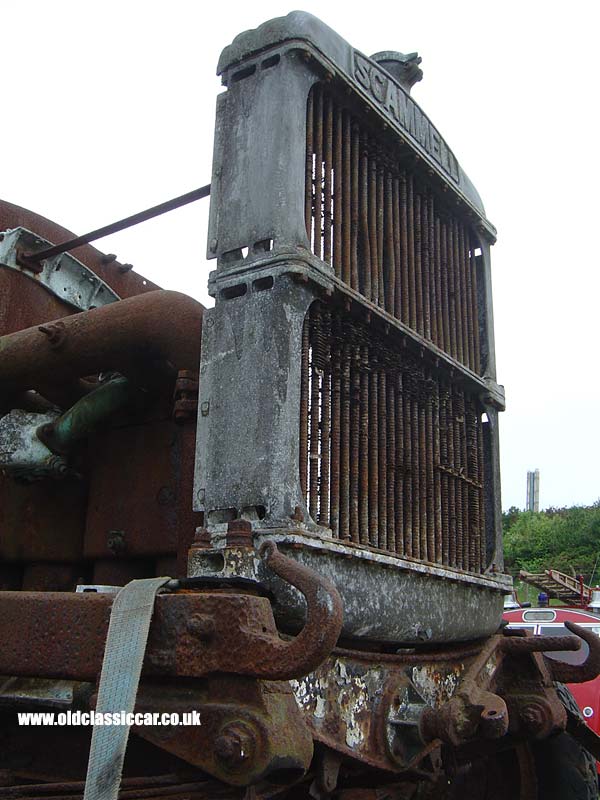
left=83, top=577, right=172, bottom=800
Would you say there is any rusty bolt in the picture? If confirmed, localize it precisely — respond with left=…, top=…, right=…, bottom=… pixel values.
left=38, top=321, right=67, bottom=349
left=520, top=702, right=548, bottom=736
left=214, top=722, right=255, bottom=767
left=186, top=613, right=215, bottom=641
left=107, top=530, right=126, bottom=555
left=118, top=263, right=134, bottom=274
left=290, top=506, right=304, bottom=523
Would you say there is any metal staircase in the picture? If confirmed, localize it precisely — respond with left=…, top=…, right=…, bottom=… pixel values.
left=519, top=569, right=592, bottom=605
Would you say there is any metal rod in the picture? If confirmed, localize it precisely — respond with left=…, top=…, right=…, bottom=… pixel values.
left=392, top=174, right=402, bottom=320
left=403, top=376, right=413, bottom=557
left=418, top=394, right=427, bottom=559
left=25, top=184, right=211, bottom=263
left=330, top=337, right=342, bottom=536
left=359, top=345, right=370, bottom=544
left=440, top=385, right=450, bottom=565
left=314, top=86, right=324, bottom=261
left=428, top=195, right=437, bottom=346
left=324, top=92, right=333, bottom=265
left=414, top=191, right=424, bottom=336
left=395, top=370, right=404, bottom=554
left=470, top=236, right=482, bottom=375
left=342, top=111, right=352, bottom=286
left=309, top=311, right=321, bottom=521
left=320, top=311, right=332, bottom=527
left=378, top=368, right=387, bottom=547
left=446, top=387, right=457, bottom=566
left=299, top=316, right=310, bottom=499
left=305, top=90, right=314, bottom=242
left=386, top=369, right=396, bottom=552
left=368, top=148, right=379, bottom=305
left=384, top=171, right=395, bottom=315
left=340, top=342, right=351, bottom=539
left=425, top=388, right=435, bottom=561
left=377, top=161, right=385, bottom=308
left=411, top=388, right=421, bottom=559
left=333, top=105, right=343, bottom=277
left=407, top=175, right=417, bottom=331
left=351, top=123, right=360, bottom=290
left=350, top=345, right=361, bottom=541
left=433, top=379, right=443, bottom=563
left=368, top=366, right=379, bottom=546
left=422, top=192, right=432, bottom=341
left=400, top=173, right=410, bottom=326
left=360, top=135, right=372, bottom=298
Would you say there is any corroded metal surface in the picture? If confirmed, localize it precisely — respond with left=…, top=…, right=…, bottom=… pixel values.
left=0, top=545, right=342, bottom=682
left=0, top=289, right=203, bottom=397
left=189, top=535, right=510, bottom=644
left=0, top=227, right=120, bottom=311
left=300, top=303, right=487, bottom=567
left=134, top=678, right=312, bottom=786
left=545, top=621, right=600, bottom=684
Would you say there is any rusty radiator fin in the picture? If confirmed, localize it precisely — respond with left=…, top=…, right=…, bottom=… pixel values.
left=305, top=84, right=483, bottom=375
left=300, top=302, right=486, bottom=571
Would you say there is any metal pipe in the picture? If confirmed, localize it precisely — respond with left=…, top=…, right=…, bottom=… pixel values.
left=386, top=369, right=396, bottom=552
left=333, top=106, right=343, bottom=278
left=314, top=86, right=324, bottom=261
left=323, top=93, right=333, bottom=265
left=319, top=310, right=332, bottom=527
left=359, top=345, right=370, bottom=545
left=37, top=376, right=137, bottom=456
left=0, top=290, right=203, bottom=397
left=350, top=123, right=360, bottom=290
left=299, top=316, right=310, bottom=499
left=378, top=369, right=387, bottom=546
left=350, top=345, right=361, bottom=541
left=305, top=90, right=314, bottom=242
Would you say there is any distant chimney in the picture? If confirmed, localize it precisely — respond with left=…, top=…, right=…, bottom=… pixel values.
left=526, top=469, right=540, bottom=512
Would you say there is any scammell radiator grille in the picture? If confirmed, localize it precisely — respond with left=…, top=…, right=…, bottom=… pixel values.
left=305, top=83, right=482, bottom=375
left=300, top=302, right=485, bottom=571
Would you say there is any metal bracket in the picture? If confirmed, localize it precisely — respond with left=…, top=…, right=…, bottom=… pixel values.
left=0, top=227, right=120, bottom=311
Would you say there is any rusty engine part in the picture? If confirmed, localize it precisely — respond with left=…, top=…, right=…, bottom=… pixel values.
left=0, top=543, right=342, bottom=787
left=0, top=543, right=343, bottom=682
left=0, top=288, right=203, bottom=399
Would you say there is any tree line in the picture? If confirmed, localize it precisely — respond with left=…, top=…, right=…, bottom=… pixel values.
left=503, top=502, right=600, bottom=584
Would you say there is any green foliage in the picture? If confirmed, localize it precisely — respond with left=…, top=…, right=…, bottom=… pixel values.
left=503, top=501, right=600, bottom=583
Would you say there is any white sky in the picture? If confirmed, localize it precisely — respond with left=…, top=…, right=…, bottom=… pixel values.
left=2, top=1, right=599, bottom=512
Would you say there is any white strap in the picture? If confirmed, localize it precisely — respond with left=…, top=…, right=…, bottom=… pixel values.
left=83, top=577, right=171, bottom=800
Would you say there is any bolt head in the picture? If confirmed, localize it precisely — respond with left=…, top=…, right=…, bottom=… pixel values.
left=214, top=722, right=255, bottom=766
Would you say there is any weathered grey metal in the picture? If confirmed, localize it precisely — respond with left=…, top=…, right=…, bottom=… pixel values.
left=0, top=408, right=70, bottom=480
left=0, top=227, right=120, bottom=312
left=195, top=10, right=508, bottom=642
left=188, top=534, right=511, bottom=644
left=194, top=269, right=316, bottom=527
left=370, top=51, right=422, bottom=94
left=207, top=11, right=494, bottom=267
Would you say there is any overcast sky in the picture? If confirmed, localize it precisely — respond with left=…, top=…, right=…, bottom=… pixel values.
left=2, top=1, right=598, bottom=511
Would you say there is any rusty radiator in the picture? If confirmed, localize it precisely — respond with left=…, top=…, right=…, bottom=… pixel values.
left=304, top=84, right=481, bottom=374
left=300, top=84, right=487, bottom=569
left=192, top=12, right=509, bottom=641
left=299, top=302, right=484, bottom=570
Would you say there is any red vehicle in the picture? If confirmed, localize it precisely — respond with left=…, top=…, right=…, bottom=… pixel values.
left=504, top=602, right=600, bottom=768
